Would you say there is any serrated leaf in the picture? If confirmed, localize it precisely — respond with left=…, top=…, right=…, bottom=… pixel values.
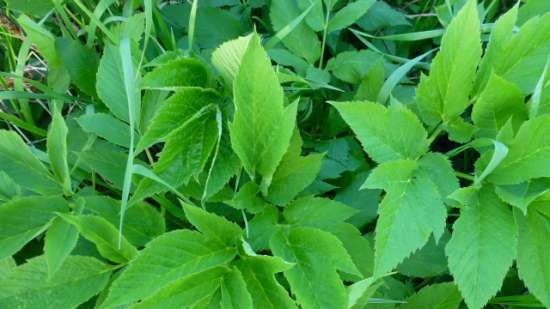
left=397, top=232, right=450, bottom=278
left=269, top=0, right=321, bottom=63
left=326, top=50, right=382, bottom=84
left=515, top=204, right=550, bottom=308
left=0, top=255, right=111, bottom=309
left=56, top=37, right=100, bottom=96
left=0, top=196, right=69, bottom=260
left=235, top=255, right=297, bottom=309
left=270, top=227, right=360, bottom=309
left=283, top=196, right=358, bottom=228
left=140, top=58, right=208, bottom=90
left=229, top=33, right=297, bottom=182
left=101, top=230, right=237, bottom=308
left=399, top=282, right=462, bottom=309
left=445, top=185, right=517, bottom=309
left=331, top=101, right=428, bottom=164
left=211, top=34, right=252, bottom=86
left=0, top=130, right=60, bottom=195
left=327, top=0, right=375, bottom=32
left=495, top=179, right=550, bottom=214
left=58, top=214, right=137, bottom=264
left=472, top=74, right=527, bottom=138
left=416, top=0, right=481, bottom=125
left=364, top=154, right=456, bottom=277
left=47, top=109, right=72, bottom=195
left=182, top=204, right=243, bottom=246
left=77, top=113, right=131, bottom=148
left=488, top=115, right=550, bottom=184
left=219, top=267, right=254, bottom=309
left=248, top=206, right=280, bottom=251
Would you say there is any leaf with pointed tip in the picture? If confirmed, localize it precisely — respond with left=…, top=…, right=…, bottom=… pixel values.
left=283, top=196, right=358, bottom=228
left=331, top=101, right=428, bottom=164
left=416, top=0, right=481, bottom=125
left=56, top=37, right=100, bottom=96
left=327, top=0, right=375, bottom=32
left=44, top=217, right=79, bottom=278
left=101, top=230, right=237, bottom=309
left=140, top=58, right=208, bottom=90
left=229, top=34, right=297, bottom=181
left=219, top=268, right=254, bottom=309
left=211, top=34, right=252, bottom=86
left=182, top=204, right=243, bottom=246
left=47, top=109, right=72, bottom=194
left=0, top=256, right=111, bottom=309
left=400, top=282, right=462, bottom=309
left=495, top=179, right=550, bottom=214
left=515, top=203, right=550, bottom=308
left=77, top=113, right=131, bottom=148
left=58, top=214, right=137, bottom=264
left=270, top=227, right=360, bottom=309
left=0, top=196, right=69, bottom=260
left=445, top=185, right=517, bottom=309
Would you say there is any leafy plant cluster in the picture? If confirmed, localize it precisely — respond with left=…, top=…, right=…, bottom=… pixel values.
left=0, top=0, right=550, bottom=308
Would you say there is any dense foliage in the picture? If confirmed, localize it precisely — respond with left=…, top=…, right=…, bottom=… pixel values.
left=0, top=0, right=550, bottom=308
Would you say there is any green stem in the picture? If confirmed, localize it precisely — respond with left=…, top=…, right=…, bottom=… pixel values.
left=0, top=111, right=47, bottom=136
left=455, top=171, right=474, bottom=181
left=427, top=122, right=444, bottom=146
left=318, top=5, right=331, bottom=69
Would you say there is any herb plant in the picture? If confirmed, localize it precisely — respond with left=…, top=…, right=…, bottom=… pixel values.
left=0, top=0, right=550, bottom=308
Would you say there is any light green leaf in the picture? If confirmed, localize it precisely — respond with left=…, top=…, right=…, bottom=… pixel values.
left=474, top=139, right=508, bottom=185
left=495, top=179, right=550, bottom=214
left=101, top=230, right=237, bottom=308
left=203, top=130, right=241, bottom=200
left=47, top=109, right=72, bottom=195
left=130, top=267, right=228, bottom=309
left=331, top=101, right=428, bottom=164
left=283, top=196, right=358, bottom=228
left=488, top=115, right=550, bottom=184
left=6, top=0, right=54, bottom=17
left=211, top=34, right=252, bottom=86
left=235, top=255, right=297, bottom=309
left=266, top=132, right=324, bottom=205
left=270, top=227, right=360, bottom=309
left=515, top=203, right=550, bottom=308
left=0, top=255, right=111, bottom=309
left=0, top=196, right=69, bottom=260
left=327, top=0, right=375, bottom=32
left=416, top=0, right=481, bottom=125
left=58, top=214, right=138, bottom=264
left=77, top=113, right=131, bottom=148
left=472, top=74, right=527, bottom=138
left=399, top=282, right=462, bottom=309
left=229, top=33, right=297, bottom=183
left=137, top=88, right=218, bottom=151
left=220, top=268, right=254, bottom=309
left=445, top=185, right=517, bottom=309
left=269, top=0, right=321, bottom=63
left=182, top=203, right=243, bottom=246
left=140, top=58, right=208, bottom=90
left=227, top=182, right=268, bottom=214
left=0, top=257, right=15, bottom=281
left=364, top=154, right=456, bottom=277
left=96, top=43, right=140, bottom=123
left=248, top=206, right=280, bottom=251
left=347, top=277, right=381, bottom=309
left=44, top=217, right=79, bottom=278
left=0, top=130, right=60, bottom=195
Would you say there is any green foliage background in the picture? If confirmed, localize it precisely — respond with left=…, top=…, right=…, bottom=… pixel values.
left=0, top=0, right=549, bottom=308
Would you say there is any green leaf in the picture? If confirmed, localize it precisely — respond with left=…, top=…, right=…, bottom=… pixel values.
left=140, top=58, right=208, bottom=90
left=399, top=282, right=462, bottom=309
left=58, top=214, right=138, bottom=264
left=56, top=37, right=100, bottom=96
left=515, top=203, right=550, bottom=308
left=182, top=204, right=243, bottom=246
left=270, top=227, right=360, bottom=309
left=130, top=267, right=228, bottom=309
left=0, top=130, right=60, bottom=195
left=211, top=34, right=252, bottom=86
left=0, top=196, right=69, bottom=259
left=488, top=115, right=550, bottom=184
left=0, top=255, right=111, bottom=309
left=347, top=277, right=382, bottom=309
left=327, top=0, right=375, bottom=32
left=0, top=172, right=21, bottom=202
left=248, top=206, right=280, bottom=251
left=101, top=230, right=237, bottom=308
left=203, top=130, right=241, bottom=200
left=331, top=101, right=428, bottom=164
left=227, top=182, right=268, bottom=214
left=47, top=109, right=72, bottom=195
left=269, top=0, right=321, bottom=63
left=6, top=0, right=54, bottom=17
left=44, top=217, right=79, bottom=278
left=397, top=232, right=450, bottom=278
left=77, top=113, right=131, bottom=148
left=495, top=179, right=550, bottom=214
left=283, top=196, right=358, bottom=228
left=326, top=50, right=382, bottom=84
left=472, top=74, right=527, bottom=138
left=416, top=0, right=481, bottom=125
left=364, top=153, right=456, bottom=277
left=445, top=185, right=517, bottom=309
left=0, top=257, right=15, bottom=281
left=219, top=268, right=254, bottom=309
left=266, top=132, right=324, bottom=205
left=235, top=255, right=297, bottom=309
left=96, top=43, right=140, bottom=123
left=229, top=33, right=297, bottom=183
left=137, top=88, right=218, bottom=151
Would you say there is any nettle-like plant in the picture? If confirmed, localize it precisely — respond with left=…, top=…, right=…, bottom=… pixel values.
left=1, top=0, right=550, bottom=309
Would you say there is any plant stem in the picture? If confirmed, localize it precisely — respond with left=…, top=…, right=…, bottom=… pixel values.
left=455, top=171, right=474, bottom=181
